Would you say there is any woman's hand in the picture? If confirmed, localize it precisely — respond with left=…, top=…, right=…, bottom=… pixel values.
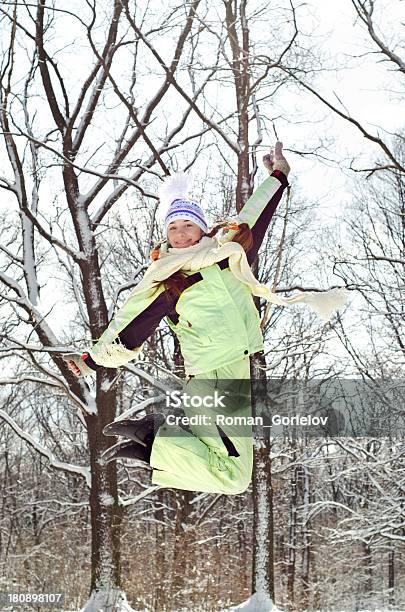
left=263, top=142, right=290, bottom=177
left=63, top=353, right=94, bottom=378
left=66, top=359, right=82, bottom=377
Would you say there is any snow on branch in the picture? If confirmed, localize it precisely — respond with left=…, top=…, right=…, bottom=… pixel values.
left=0, top=409, right=91, bottom=488
left=1, top=339, right=97, bottom=416
left=119, top=484, right=162, bottom=507
left=0, top=175, right=17, bottom=193
left=0, top=374, right=60, bottom=388
left=351, top=0, right=405, bottom=75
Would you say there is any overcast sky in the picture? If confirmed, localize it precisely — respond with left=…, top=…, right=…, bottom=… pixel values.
left=278, top=0, right=403, bottom=212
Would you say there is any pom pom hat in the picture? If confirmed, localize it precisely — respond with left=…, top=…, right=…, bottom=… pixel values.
left=159, top=172, right=208, bottom=234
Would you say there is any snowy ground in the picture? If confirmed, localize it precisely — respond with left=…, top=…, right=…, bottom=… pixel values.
left=225, top=592, right=282, bottom=611
left=60, top=591, right=405, bottom=612
left=64, top=591, right=281, bottom=612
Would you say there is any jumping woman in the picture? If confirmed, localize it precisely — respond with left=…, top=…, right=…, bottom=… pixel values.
left=65, top=143, right=348, bottom=495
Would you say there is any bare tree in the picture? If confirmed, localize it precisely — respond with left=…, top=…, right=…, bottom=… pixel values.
left=0, top=1, right=209, bottom=607
left=277, top=0, right=405, bottom=178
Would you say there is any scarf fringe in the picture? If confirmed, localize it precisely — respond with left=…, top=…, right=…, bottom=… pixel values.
left=90, top=339, right=142, bottom=367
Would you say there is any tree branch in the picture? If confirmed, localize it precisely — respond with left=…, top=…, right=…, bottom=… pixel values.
left=351, top=0, right=405, bottom=74
left=122, top=0, right=238, bottom=153
left=0, top=409, right=91, bottom=487
left=35, top=0, right=67, bottom=132
left=279, top=66, right=405, bottom=174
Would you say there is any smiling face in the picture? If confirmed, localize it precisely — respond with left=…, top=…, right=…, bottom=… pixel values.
left=167, top=219, right=203, bottom=248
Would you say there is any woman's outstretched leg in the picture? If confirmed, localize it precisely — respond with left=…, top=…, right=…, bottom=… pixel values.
left=150, top=357, right=253, bottom=495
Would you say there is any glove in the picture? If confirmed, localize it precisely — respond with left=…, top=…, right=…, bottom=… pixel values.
left=217, top=217, right=243, bottom=244
left=263, top=141, right=290, bottom=177
left=63, top=352, right=95, bottom=378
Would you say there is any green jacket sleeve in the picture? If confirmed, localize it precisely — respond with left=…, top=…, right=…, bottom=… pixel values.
left=220, top=175, right=283, bottom=242
left=238, top=175, right=283, bottom=227
left=88, top=284, right=165, bottom=368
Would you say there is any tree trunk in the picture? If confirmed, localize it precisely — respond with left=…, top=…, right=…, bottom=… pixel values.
left=388, top=545, right=395, bottom=607
left=252, top=356, right=274, bottom=601
left=153, top=489, right=169, bottom=611
left=225, top=0, right=275, bottom=595
left=252, top=441, right=274, bottom=600
left=300, top=465, right=312, bottom=609
left=84, top=373, right=123, bottom=609
left=362, top=541, right=372, bottom=600
left=169, top=490, right=193, bottom=609
left=286, top=464, right=297, bottom=606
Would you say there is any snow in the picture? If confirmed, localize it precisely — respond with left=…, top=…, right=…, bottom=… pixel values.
left=67, top=593, right=281, bottom=612
left=225, top=592, right=280, bottom=612
left=78, top=589, right=138, bottom=612
left=99, top=492, right=115, bottom=507
left=0, top=409, right=91, bottom=488
left=63, top=593, right=403, bottom=612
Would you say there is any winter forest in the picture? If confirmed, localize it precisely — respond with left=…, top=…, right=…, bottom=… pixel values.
left=0, top=0, right=404, bottom=611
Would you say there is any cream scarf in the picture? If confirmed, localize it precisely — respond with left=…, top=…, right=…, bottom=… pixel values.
left=127, top=236, right=349, bottom=322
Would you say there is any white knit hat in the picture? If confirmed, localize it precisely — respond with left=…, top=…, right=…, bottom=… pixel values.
left=159, top=172, right=208, bottom=234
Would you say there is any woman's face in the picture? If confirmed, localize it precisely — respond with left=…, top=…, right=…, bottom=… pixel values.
left=167, top=219, right=203, bottom=248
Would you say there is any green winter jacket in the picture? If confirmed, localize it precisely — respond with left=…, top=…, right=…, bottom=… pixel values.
left=85, top=173, right=287, bottom=376
left=166, top=265, right=263, bottom=374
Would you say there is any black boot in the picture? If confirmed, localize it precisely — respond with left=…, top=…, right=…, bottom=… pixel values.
left=101, top=440, right=151, bottom=464
left=103, top=413, right=165, bottom=446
